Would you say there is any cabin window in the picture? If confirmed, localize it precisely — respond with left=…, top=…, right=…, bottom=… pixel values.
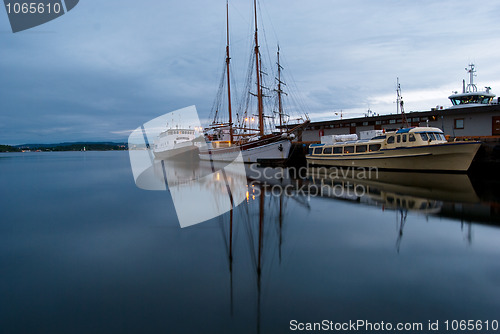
left=396, top=135, right=401, bottom=143
left=313, top=147, right=322, bottom=155
left=432, top=132, right=445, bottom=141
left=454, top=118, right=464, bottom=129
left=356, top=145, right=367, bottom=153
left=333, top=147, right=342, bottom=154
left=369, top=144, right=381, bottom=152
left=363, top=122, right=368, bottom=126
left=387, top=136, right=395, bottom=144
left=428, top=133, right=436, bottom=141
left=375, top=121, right=381, bottom=125
left=402, top=134, right=407, bottom=142
left=323, top=147, right=333, bottom=154
left=389, top=119, right=396, bottom=124
left=409, top=134, right=416, bottom=142
left=308, top=147, right=313, bottom=155
left=344, top=146, right=354, bottom=154
left=420, top=133, right=429, bottom=141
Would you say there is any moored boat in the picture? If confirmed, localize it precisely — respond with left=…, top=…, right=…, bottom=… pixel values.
left=306, top=127, right=480, bottom=172
left=153, top=128, right=200, bottom=160
left=200, top=0, right=308, bottom=164
left=199, top=133, right=293, bottom=163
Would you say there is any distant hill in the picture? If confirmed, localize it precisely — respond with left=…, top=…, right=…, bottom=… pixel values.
left=0, top=144, right=21, bottom=152
left=13, top=142, right=128, bottom=151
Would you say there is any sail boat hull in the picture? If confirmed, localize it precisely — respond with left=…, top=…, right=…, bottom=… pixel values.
left=199, top=137, right=291, bottom=163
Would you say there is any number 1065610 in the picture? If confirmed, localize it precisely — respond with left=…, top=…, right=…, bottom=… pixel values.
left=5, top=2, right=62, bottom=14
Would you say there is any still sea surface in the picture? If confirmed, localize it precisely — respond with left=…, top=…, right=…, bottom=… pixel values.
left=1, top=151, right=500, bottom=334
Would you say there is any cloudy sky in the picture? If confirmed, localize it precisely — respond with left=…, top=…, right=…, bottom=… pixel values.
left=1, top=0, right=500, bottom=144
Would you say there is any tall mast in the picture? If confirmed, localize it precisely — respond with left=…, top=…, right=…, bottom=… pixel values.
left=253, top=0, right=264, bottom=137
left=226, top=0, right=233, bottom=143
left=276, top=45, right=284, bottom=133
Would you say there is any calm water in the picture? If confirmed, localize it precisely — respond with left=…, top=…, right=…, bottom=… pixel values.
left=1, top=152, right=500, bottom=334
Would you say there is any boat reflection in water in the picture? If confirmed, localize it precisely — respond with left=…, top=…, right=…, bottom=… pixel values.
left=139, top=156, right=499, bottom=240
left=305, top=168, right=480, bottom=212
left=137, top=159, right=302, bottom=332
left=305, top=167, right=500, bottom=249
left=134, top=159, right=500, bottom=332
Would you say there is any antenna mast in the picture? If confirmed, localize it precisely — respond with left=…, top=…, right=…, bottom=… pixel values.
left=465, top=63, right=478, bottom=93
left=396, top=78, right=409, bottom=128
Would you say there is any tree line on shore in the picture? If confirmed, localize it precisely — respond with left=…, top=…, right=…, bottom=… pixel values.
left=0, top=143, right=128, bottom=152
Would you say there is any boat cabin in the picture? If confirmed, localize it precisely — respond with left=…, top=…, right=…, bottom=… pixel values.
left=308, top=127, right=447, bottom=156
left=448, top=91, right=495, bottom=107
left=155, top=128, right=196, bottom=150
left=448, top=64, right=496, bottom=108
left=161, top=129, right=195, bottom=137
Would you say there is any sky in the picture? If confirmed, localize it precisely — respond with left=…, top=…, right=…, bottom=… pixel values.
left=1, top=0, right=500, bottom=144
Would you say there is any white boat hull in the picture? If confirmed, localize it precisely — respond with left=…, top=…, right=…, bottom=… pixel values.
left=153, top=143, right=198, bottom=160
left=199, top=139, right=291, bottom=163
left=307, top=142, right=480, bottom=172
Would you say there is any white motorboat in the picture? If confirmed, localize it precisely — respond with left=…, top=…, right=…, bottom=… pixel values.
left=307, top=127, right=480, bottom=172
left=153, top=128, right=200, bottom=160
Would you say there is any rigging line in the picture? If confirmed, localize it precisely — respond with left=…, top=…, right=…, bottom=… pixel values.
left=286, top=83, right=311, bottom=119
left=229, top=62, right=240, bottom=107
left=257, top=2, right=275, bottom=95
left=228, top=0, right=251, bottom=31
left=209, top=59, right=228, bottom=124
left=278, top=52, right=312, bottom=116
left=258, top=0, right=280, bottom=47
left=208, top=21, right=229, bottom=123
left=237, top=43, right=255, bottom=126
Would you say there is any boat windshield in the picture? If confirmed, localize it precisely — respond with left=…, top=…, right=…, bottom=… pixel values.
left=418, top=132, right=445, bottom=141
left=450, top=95, right=492, bottom=106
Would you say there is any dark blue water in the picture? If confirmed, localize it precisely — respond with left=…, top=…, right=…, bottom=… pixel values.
left=1, top=152, right=499, bottom=334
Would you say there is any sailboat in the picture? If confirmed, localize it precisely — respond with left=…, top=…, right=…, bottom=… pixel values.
left=199, top=0, right=309, bottom=164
